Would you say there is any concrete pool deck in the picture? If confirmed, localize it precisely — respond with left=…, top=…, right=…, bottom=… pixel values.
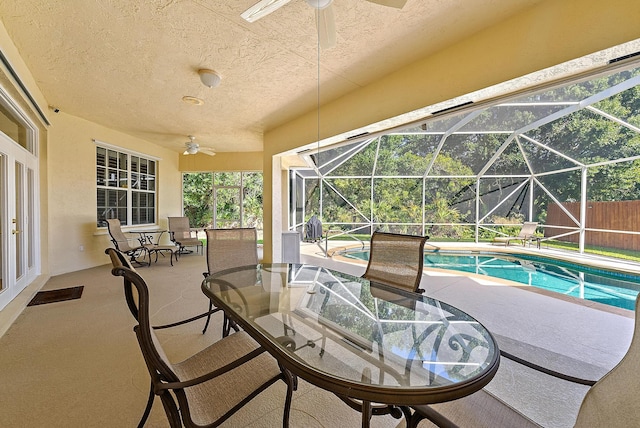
left=300, top=240, right=637, bottom=427
left=324, top=240, right=640, bottom=317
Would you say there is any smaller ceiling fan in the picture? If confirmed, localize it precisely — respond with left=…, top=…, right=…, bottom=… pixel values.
left=241, top=0, right=407, bottom=49
left=182, top=135, right=216, bottom=156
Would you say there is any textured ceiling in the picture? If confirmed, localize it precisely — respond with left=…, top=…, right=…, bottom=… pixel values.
left=0, top=0, right=544, bottom=154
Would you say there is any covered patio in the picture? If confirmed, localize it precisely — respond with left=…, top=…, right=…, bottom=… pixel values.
left=0, top=246, right=633, bottom=427
left=0, top=1, right=639, bottom=427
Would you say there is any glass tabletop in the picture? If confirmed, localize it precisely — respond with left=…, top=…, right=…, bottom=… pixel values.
left=202, top=263, right=499, bottom=405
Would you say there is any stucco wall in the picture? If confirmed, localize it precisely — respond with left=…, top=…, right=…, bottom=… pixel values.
left=179, top=151, right=262, bottom=172
left=47, top=112, right=182, bottom=275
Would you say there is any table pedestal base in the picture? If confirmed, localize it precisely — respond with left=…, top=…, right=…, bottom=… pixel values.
left=337, top=396, right=403, bottom=428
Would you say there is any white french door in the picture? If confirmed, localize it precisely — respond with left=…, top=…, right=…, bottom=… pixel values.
left=0, top=134, right=38, bottom=311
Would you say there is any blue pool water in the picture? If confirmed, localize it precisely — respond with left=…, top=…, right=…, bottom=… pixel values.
left=344, top=250, right=640, bottom=310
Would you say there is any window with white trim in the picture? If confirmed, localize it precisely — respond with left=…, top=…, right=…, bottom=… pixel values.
left=96, top=146, right=156, bottom=227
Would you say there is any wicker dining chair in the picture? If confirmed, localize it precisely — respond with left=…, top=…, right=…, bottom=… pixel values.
left=362, top=231, right=429, bottom=293
left=106, top=247, right=294, bottom=428
left=202, top=228, right=259, bottom=335
left=168, top=216, right=203, bottom=255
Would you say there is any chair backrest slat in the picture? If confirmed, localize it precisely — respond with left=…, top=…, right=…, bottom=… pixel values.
left=105, top=219, right=137, bottom=252
left=106, top=248, right=140, bottom=320
left=518, top=222, right=538, bottom=238
left=168, top=216, right=192, bottom=240
left=205, top=228, right=258, bottom=274
left=106, top=248, right=179, bottom=382
left=362, top=231, right=428, bottom=293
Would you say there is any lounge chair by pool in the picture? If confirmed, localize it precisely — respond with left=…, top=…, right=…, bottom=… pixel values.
left=493, top=221, right=539, bottom=248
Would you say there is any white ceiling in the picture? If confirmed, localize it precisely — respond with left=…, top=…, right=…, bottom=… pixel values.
left=0, top=0, right=544, bottom=154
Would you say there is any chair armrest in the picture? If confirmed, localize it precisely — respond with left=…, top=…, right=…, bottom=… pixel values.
left=151, top=307, right=221, bottom=330
left=500, top=350, right=596, bottom=386
left=154, top=346, right=268, bottom=392
left=495, top=334, right=603, bottom=386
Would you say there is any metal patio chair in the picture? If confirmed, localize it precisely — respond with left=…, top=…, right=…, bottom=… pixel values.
left=202, top=228, right=259, bottom=335
left=105, top=219, right=153, bottom=266
left=168, top=216, right=203, bottom=255
left=362, top=231, right=429, bottom=293
left=106, top=248, right=294, bottom=428
left=106, top=219, right=178, bottom=266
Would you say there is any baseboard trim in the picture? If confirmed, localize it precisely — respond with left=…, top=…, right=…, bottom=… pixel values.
left=0, top=274, right=50, bottom=338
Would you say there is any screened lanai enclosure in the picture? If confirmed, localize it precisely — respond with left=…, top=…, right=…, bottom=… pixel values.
left=290, top=60, right=640, bottom=256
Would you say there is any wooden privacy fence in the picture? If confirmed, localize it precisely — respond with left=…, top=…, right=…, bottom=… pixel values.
left=546, top=200, right=640, bottom=251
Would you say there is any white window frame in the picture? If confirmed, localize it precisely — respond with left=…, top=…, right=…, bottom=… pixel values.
left=95, top=140, right=159, bottom=227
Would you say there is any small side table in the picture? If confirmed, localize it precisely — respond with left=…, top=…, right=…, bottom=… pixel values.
left=130, top=230, right=178, bottom=266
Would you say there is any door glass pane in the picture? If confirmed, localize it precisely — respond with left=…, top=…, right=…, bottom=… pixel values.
left=14, top=161, right=24, bottom=280
left=28, top=168, right=34, bottom=268
left=0, top=103, right=28, bottom=151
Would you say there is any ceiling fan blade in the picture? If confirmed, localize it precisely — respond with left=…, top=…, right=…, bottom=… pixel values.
left=317, top=4, right=336, bottom=49
left=241, top=0, right=293, bottom=22
left=200, top=149, right=217, bottom=157
left=365, top=0, right=407, bottom=8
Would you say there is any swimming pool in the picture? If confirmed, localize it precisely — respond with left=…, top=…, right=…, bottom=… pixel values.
left=342, top=250, right=640, bottom=310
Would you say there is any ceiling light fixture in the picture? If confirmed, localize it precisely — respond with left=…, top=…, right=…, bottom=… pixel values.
left=198, top=69, right=222, bottom=88
left=184, top=144, right=198, bottom=155
left=182, top=95, right=204, bottom=105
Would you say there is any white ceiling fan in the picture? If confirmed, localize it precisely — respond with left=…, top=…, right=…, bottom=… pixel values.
left=182, top=135, right=216, bottom=156
left=241, top=0, right=407, bottom=49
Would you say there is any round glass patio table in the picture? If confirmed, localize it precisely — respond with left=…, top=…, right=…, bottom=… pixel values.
left=202, top=263, right=500, bottom=427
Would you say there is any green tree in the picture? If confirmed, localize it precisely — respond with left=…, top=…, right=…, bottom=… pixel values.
left=182, top=173, right=213, bottom=227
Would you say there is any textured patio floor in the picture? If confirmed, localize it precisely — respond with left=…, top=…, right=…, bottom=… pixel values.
left=0, top=241, right=634, bottom=427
